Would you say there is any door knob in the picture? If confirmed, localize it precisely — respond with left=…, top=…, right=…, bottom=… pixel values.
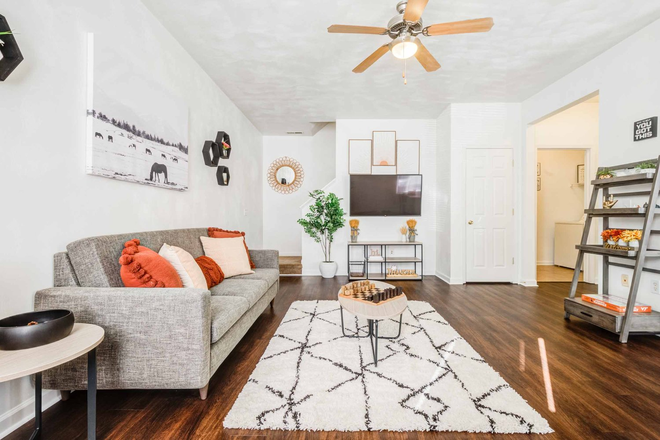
left=468, top=220, right=474, bottom=225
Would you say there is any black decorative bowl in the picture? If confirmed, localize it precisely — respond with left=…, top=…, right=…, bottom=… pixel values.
left=0, top=310, right=74, bottom=350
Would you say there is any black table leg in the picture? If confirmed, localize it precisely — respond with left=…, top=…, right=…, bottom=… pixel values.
left=340, top=306, right=372, bottom=338
left=88, top=348, right=97, bottom=440
left=28, top=373, right=42, bottom=440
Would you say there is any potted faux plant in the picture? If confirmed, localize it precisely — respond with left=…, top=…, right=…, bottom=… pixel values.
left=597, top=168, right=614, bottom=179
left=634, top=161, right=657, bottom=174
left=621, top=229, right=642, bottom=248
left=349, top=219, right=360, bottom=243
left=406, top=219, right=418, bottom=242
left=399, top=226, right=407, bottom=242
left=298, top=190, right=346, bottom=278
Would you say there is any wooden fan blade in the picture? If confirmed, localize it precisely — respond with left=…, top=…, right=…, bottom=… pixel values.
left=328, top=25, right=388, bottom=35
left=414, top=40, right=440, bottom=72
left=425, top=17, right=494, bottom=36
left=353, top=45, right=390, bottom=73
left=403, top=0, right=429, bottom=22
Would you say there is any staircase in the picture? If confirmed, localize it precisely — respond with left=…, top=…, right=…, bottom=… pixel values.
left=279, top=256, right=302, bottom=275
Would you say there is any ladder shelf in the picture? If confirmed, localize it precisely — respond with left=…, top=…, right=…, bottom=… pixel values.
left=564, top=156, right=660, bottom=343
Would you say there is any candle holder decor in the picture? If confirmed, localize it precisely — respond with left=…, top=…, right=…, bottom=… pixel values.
left=216, top=166, right=230, bottom=186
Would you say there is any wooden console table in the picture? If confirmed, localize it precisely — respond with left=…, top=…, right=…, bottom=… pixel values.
left=347, top=241, right=423, bottom=281
left=0, top=323, right=104, bottom=439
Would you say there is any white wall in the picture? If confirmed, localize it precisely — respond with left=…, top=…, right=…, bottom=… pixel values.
left=435, top=108, right=452, bottom=281
left=536, top=150, right=585, bottom=264
left=448, top=104, right=523, bottom=284
left=301, top=120, right=437, bottom=277
left=263, top=124, right=336, bottom=256
left=521, top=18, right=660, bottom=307
left=0, top=0, right=263, bottom=437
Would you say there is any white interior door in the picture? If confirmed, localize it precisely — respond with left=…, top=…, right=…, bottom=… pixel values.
left=466, top=149, right=514, bottom=282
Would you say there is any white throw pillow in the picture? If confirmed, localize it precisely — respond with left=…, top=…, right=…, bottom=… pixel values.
left=200, top=236, right=255, bottom=279
left=158, top=243, right=207, bottom=289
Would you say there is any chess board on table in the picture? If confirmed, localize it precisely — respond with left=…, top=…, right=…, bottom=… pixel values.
left=339, top=281, right=404, bottom=305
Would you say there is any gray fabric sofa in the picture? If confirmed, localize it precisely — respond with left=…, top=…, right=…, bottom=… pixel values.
left=34, top=228, right=279, bottom=399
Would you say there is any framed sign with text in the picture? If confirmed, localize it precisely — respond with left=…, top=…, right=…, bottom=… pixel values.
left=633, top=116, right=657, bottom=142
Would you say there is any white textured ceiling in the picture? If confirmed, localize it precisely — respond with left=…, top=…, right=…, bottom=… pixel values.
left=142, top=0, right=660, bottom=135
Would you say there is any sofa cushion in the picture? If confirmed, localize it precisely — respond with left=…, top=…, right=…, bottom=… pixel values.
left=201, top=236, right=254, bottom=279
left=67, top=228, right=208, bottom=288
left=210, top=279, right=268, bottom=307
left=210, top=296, right=250, bottom=343
left=231, top=268, right=279, bottom=288
left=195, top=256, right=224, bottom=288
left=119, top=239, right=183, bottom=288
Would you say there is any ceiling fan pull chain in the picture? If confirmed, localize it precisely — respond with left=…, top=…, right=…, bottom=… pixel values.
left=403, top=57, right=407, bottom=85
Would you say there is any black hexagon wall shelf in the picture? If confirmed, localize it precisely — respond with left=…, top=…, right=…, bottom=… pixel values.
left=215, top=131, right=231, bottom=159
left=0, top=15, right=24, bottom=81
left=202, top=141, right=221, bottom=167
left=216, top=166, right=230, bottom=186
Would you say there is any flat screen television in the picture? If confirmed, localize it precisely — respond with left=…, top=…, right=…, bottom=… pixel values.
left=350, top=175, right=422, bottom=216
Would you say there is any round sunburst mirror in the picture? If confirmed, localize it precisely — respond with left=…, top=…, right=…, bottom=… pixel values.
left=268, top=157, right=304, bottom=194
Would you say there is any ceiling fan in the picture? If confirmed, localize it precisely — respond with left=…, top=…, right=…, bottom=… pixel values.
left=328, top=0, right=493, bottom=74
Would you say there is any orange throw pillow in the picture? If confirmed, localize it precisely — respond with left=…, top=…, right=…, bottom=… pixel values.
left=118, top=239, right=183, bottom=288
left=208, top=227, right=256, bottom=269
left=195, top=256, right=225, bottom=288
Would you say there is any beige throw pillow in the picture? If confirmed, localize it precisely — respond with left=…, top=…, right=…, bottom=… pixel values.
left=158, top=243, right=208, bottom=289
left=200, top=236, right=255, bottom=279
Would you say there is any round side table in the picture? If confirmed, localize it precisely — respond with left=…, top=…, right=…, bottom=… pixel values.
left=0, top=323, right=104, bottom=439
left=338, top=281, right=407, bottom=367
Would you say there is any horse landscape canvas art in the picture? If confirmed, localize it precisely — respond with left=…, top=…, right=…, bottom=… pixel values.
left=86, top=33, right=189, bottom=191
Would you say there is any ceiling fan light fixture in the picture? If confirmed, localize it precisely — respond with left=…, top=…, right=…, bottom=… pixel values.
left=389, top=35, right=418, bottom=59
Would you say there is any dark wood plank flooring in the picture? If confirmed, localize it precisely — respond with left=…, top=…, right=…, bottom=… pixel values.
left=7, top=277, right=660, bottom=439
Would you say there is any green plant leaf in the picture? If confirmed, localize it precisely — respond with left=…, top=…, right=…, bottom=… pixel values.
left=298, top=190, right=346, bottom=261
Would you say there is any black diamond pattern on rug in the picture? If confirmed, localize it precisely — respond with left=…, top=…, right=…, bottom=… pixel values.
left=224, top=300, right=552, bottom=434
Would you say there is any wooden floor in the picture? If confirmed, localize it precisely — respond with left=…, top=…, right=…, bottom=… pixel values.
left=8, top=277, right=660, bottom=440
left=537, top=265, right=583, bottom=282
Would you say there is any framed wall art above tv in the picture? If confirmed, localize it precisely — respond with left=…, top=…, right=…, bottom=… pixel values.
left=348, top=131, right=420, bottom=175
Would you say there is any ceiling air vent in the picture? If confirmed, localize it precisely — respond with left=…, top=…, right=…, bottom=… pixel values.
left=287, top=131, right=304, bottom=135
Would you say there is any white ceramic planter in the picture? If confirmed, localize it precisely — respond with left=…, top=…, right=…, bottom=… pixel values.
left=635, top=168, right=656, bottom=174
left=607, top=239, right=616, bottom=246
left=319, top=261, right=338, bottom=279
left=629, top=239, right=640, bottom=248
left=614, top=169, right=633, bottom=177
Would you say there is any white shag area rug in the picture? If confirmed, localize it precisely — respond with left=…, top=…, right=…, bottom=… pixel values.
left=224, top=300, right=552, bottom=434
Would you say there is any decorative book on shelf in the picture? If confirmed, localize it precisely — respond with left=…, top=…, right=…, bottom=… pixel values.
left=581, top=294, right=651, bottom=314
left=564, top=155, right=660, bottom=343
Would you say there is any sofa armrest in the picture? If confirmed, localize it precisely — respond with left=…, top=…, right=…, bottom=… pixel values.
left=249, top=249, right=279, bottom=269
left=34, top=287, right=211, bottom=390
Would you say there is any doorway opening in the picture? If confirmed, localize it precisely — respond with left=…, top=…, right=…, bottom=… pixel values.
left=532, top=96, right=599, bottom=283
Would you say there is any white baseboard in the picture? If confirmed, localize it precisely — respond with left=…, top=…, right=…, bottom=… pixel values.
left=0, top=390, right=60, bottom=439
left=518, top=279, right=539, bottom=287
left=435, top=271, right=465, bottom=285
left=536, top=261, right=554, bottom=266
left=279, top=274, right=303, bottom=277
